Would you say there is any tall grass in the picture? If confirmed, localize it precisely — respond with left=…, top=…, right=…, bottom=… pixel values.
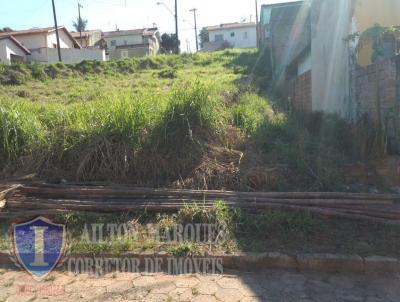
left=0, top=79, right=227, bottom=180
left=232, top=92, right=274, bottom=134
left=155, top=80, right=226, bottom=149
left=0, top=50, right=382, bottom=191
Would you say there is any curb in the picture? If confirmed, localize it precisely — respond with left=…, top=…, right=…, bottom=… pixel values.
left=1, top=251, right=400, bottom=273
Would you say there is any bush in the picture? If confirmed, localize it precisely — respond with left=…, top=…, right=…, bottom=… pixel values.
left=0, top=65, right=29, bottom=85
left=158, top=67, right=177, bottom=79
left=253, top=111, right=353, bottom=191
left=44, top=65, right=61, bottom=79
left=28, top=64, right=46, bottom=81
left=232, top=92, right=273, bottom=134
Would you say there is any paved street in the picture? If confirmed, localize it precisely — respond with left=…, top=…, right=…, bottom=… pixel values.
left=0, top=268, right=400, bottom=302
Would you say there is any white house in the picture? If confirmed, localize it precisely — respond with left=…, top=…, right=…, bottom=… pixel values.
left=206, top=22, right=257, bottom=49
left=0, top=26, right=106, bottom=64
left=0, top=35, right=31, bottom=64
left=102, top=28, right=161, bottom=59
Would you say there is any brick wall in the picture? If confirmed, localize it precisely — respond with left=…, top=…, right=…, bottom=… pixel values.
left=350, top=55, right=400, bottom=151
left=286, top=70, right=312, bottom=112
left=351, top=55, right=400, bottom=122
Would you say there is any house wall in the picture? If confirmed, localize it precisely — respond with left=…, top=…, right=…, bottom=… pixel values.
left=47, top=30, right=75, bottom=48
left=353, top=0, right=400, bottom=67
left=15, top=33, right=47, bottom=49
left=208, top=26, right=257, bottom=48
left=109, top=47, right=149, bottom=60
left=268, top=2, right=311, bottom=89
left=13, top=31, right=74, bottom=50
left=29, top=48, right=105, bottom=64
left=310, top=0, right=354, bottom=118
left=87, top=31, right=102, bottom=47
left=0, top=39, right=27, bottom=64
left=104, top=34, right=144, bottom=50
left=73, top=33, right=102, bottom=48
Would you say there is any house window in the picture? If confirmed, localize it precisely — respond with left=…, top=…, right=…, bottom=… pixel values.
left=230, top=32, right=235, bottom=37
left=214, top=34, right=224, bottom=42
left=244, top=32, right=248, bottom=39
left=121, top=50, right=129, bottom=58
left=110, top=40, right=116, bottom=46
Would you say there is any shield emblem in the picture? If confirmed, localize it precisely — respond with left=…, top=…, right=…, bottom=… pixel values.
left=13, top=217, right=66, bottom=281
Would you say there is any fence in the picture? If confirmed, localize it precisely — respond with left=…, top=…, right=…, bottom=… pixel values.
left=29, top=47, right=106, bottom=64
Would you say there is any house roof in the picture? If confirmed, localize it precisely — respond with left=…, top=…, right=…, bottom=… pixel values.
left=70, top=30, right=101, bottom=38
left=206, top=22, right=256, bottom=32
left=103, top=28, right=158, bottom=38
left=0, top=35, right=31, bottom=54
left=0, top=26, right=81, bottom=48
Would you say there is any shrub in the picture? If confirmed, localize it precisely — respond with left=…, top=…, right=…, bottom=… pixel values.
left=28, top=64, right=46, bottom=81
left=253, top=112, right=353, bottom=191
left=44, top=65, right=61, bottom=79
left=167, top=242, right=200, bottom=256
left=158, top=67, right=177, bottom=79
left=0, top=67, right=29, bottom=85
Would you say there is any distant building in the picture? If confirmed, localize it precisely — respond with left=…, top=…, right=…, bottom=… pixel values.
left=203, top=22, right=257, bottom=51
left=0, top=35, right=31, bottom=64
left=0, top=26, right=105, bottom=64
left=70, top=30, right=102, bottom=48
left=102, top=28, right=161, bottom=59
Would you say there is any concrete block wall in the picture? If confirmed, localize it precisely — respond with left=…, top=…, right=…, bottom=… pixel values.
left=29, top=47, right=106, bottom=64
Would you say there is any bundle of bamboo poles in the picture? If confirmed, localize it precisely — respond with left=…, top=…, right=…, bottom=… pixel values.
left=1, top=183, right=400, bottom=224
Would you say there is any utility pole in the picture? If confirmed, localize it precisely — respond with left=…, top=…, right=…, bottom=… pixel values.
left=174, top=0, right=179, bottom=45
left=51, top=0, right=62, bottom=62
left=255, top=0, right=259, bottom=48
left=189, top=8, right=198, bottom=52
left=78, top=2, right=83, bottom=47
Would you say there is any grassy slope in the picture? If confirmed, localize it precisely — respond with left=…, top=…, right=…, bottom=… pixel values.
left=0, top=50, right=377, bottom=191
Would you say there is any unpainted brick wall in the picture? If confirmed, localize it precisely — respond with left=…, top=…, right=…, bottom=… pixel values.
left=351, top=55, right=400, bottom=122
left=286, top=70, right=312, bottom=112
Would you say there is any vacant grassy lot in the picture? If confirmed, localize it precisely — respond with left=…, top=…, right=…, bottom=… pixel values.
left=0, top=51, right=397, bottom=257
left=0, top=50, right=381, bottom=191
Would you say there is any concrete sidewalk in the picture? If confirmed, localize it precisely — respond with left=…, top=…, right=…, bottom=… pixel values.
left=1, top=268, right=400, bottom=302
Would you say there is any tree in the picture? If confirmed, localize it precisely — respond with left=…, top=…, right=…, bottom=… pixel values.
left=199, top=27, right=209, bottom=49
left=160, top=33, right=180, bottom=54
left=72, top=17, right=88, bottom=32
left=362, top=24, right=399, bottom=63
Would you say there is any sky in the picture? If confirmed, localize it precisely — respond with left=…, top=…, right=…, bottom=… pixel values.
left=0, top=0, right=297, bottom=52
